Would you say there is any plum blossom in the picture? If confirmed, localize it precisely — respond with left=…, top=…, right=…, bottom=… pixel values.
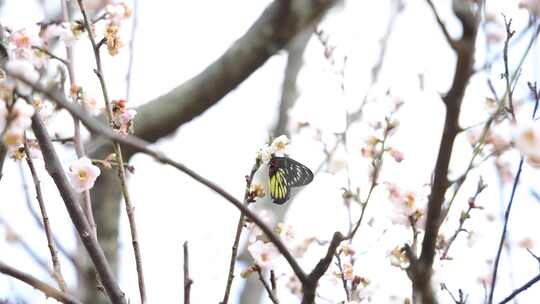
left=512, top=121, right=540, bottom=167
left=256, top=144, right=273, bottom=163
left=386, top=182, right=426, bottom=227
left=247, top=240, right=280, bottom=270
left=1, top=99, right=35, bottom=151
left=119, top=108, right=137, bottom=125
left=68, top=157, right=101, bottom=193
left=256, top=135, right=291, bottom=163
left=6, top=59, right=39, bottom=95
left=106, top=2, right=132, bottom=25
left=41, top=23, right=79, bottom=47
left=270, top=135, right=290, bottom=155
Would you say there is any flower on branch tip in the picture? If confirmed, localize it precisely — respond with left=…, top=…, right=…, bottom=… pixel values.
left=388, top=147, right=404, bottom=163
left=68, top=157, right=101, bottom=193
left=271, top=135, right=290, bottom=155
left=255, top=134, right=291, bottom=163
left=106, top=2, right=132, bottom=25
left=247, top=240, right=280, bottom=270
left=6, top=59, right=39, bottom=95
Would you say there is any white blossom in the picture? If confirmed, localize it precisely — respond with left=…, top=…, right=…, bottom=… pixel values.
left=247, top=240, right=280, bottom=270
left=68, top=157, right=101, bottom=193
left=6, top=59, right=39, bottom=95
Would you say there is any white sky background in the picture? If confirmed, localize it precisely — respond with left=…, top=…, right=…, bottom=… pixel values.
left=1, top=0, right=540, bottom=303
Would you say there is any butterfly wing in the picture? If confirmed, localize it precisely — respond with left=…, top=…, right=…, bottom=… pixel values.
left=269, top=167, right=290, bottom=205
left=282, top=157, right=314, bottom=187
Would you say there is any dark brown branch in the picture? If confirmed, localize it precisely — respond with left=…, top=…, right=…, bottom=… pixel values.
left=411, top=2, right=479, bottom=303
left=0, top=260, right=83, bottom=304
left=183, top=241, right=193, bottom=304
left=301, top=231, right=345, bottom=304
left=130, top=0, right=338, bottom=146
left=24, top=138, right=68, bottom=292
left=30, top=113, right=126, bottom=304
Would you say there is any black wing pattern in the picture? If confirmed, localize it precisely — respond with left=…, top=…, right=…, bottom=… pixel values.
left=269, top=156, right=313, bottom=204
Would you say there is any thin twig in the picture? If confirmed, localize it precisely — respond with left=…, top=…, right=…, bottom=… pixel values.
left=31, top=45, right=70, bottom=67
left=18, top=162, right=78, bottom=267
left=183, top=241, right=193, bottom=304
left=334, top=252, right=350, bottom=301
left=221, top=162, right=260, bottom=304
left=0, top=216, right=53, bottom=276
left=348, top=120, right=391, bottom=240
left=499, top=274, right=540, bottom=304
left=270, top=270, right=277, bottom=295
left=502, top=17, right=516, bottom=121
left=255, top=265, right=279, bottom=304
left=0, top=260, right=82, bottom=304
left=441, top=178, right=486, bottom=260
left=489, top=157, right=524, bottom=304
left=425, top=0, right=457, bottom=49
left=24, top=137, right=68, bottom=293
left=76, top=1, right=147, bottom=302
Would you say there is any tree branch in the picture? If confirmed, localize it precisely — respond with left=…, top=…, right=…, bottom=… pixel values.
left=30, top=113, right=126, bottom=304
left=411, top=2, right=479, bottom=303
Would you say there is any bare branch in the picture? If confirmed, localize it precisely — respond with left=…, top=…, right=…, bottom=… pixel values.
left=24, top=137, right=68, bottom=293
left=0, top=260, right=83, bottom=304
left=183, top=241, right=193, bottom=304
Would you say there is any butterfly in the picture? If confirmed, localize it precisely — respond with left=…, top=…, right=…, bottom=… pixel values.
left=268, top=155, right=314, bottom=205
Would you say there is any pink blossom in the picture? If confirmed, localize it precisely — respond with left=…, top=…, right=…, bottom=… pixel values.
left=119, top=108, right=137, bottom=125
